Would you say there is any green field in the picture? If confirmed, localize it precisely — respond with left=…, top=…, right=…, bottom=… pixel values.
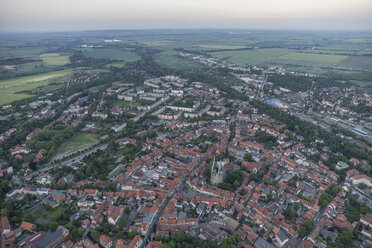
left=143, top=40, right=174, bottom=46
left=0, top=69, right=72, bottom=92
left=209, top=48, right=291, bottom=66
left=0, top=47, right=45, bottom=58
left=79, top=48, right=140, bottom=61
left=113, top=100, right=131, bottom=108
left=40, top=53, right=70, bottom=65
left=57, top=132, right=101, bottom=154
left=279, top=53, right=348, bottom=63
left=0, top=92, right=33, bottom=106
left=105, top=62, right=125, bottom=68
left=195, top=44, right=250, bottom=50
left=337, top=56, right=372, bottom=71
left=153, top=50, right=204, bottom=70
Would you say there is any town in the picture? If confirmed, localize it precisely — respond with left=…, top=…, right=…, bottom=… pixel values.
left=0, top=30, right=371, bottom=248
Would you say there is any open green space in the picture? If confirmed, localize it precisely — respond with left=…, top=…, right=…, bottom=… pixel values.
left=40, top=53, right=70, bottom=65
left=0, top=47, right=45, bottom=58
left=209, top=48, right=291, bottom=66
left=79, top=48, right=140, bottom=61
left=105, top=62, right=125, bottom=68
left=194, top=44, right=250, bottom=50
left=0, top=69, right=72, bottom=92
left=337, top=56, right=372, bottom=71
left=57, top=132, right=101, bottom=154
left=0, top=92, right=34, bottom=106
left=279, top=53, right=348, bottom=63
left=153, top=50, right=204, bottom=70
left=113, top=100, right=131, bottom=108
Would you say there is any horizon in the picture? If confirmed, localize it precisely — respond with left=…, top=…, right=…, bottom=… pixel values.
left=1, top=0, right=372, bottom=32
left=1, top=27, right=372, bottom=35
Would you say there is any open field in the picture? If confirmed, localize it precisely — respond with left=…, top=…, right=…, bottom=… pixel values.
left=194, top=44, right=250, bottom=50
left=153, top=50, right=205, bottom=70
left=105, top=62, right=125, bottom=68
left=57, top=132, right=101, bottom=154
left=40, top=53, right=70, bottom=65
left=113, top=100, right=131, bottom=108
left=337, top=56, right=372, bottom=71
left=143, top=40, right=174, bottom=46
left=279, top=53, right=348, bottom=63
left=209, top=48, right=291, bottom=66
left=79, top=48, right=140, bottom=61
left=0, top=47, right=45, bottom=58
left=0, top=92, right=33, bottom=106
left=0, top=69, right=72, bottom=92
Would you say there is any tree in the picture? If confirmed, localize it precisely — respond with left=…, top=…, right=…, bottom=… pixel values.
left=125, top=206, right=131, bottom=214
left=118, top=219, right=125, bottom=229
left=299, top=220, right=313, bottom=237
left=244, top=153, right=253, bottom=162
left=50, top=222, right=58, bottom=232
left=336, top=231, right=354, bottom=248
left=128, top=230, right=138, bottom=240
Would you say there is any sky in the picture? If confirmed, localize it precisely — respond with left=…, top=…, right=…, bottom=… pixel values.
left=0, top=0, right=372, bottom=32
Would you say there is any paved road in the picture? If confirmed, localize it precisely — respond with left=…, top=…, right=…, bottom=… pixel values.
left=141, top=156, right=206, bottom=247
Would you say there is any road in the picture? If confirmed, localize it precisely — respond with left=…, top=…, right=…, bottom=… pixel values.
left=141, top=154, right=212, bottom=247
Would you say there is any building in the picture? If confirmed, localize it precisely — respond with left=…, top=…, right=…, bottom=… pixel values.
left=100, top=234, right=112, bottom=248
left=211, top=157, right=224, bottom=186
left=0, top=216, right=11, bottom=234
left=20, top=226, right=69, bottom=248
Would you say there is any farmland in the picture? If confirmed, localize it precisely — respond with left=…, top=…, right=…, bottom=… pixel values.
left=209, top=48, right=292, bottom=66
left=278, top=53, right=348, bottom=63
left=79, top=48, right=140, bottom=61
left=0, top=69, right=72, bottom=92
left=194, top=44, right=250, bottom=50
left=153, top=50, right=204, bottom=70
left=40, top=53, right=70, bottom=65
left=0, top=92, right=33, bottom=106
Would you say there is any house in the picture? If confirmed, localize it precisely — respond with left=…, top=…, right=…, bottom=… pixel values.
left=275, top=229, right=289, bottom=247
left=37, top=187, right=49, bottom=196
left=100, top=234, right=112, bottom=248
left=0, top=216, right=11, bottom=234
left=82, top=219, right=90, bottom=229
left=107, top=205, right=124, bottom=225
left=20, top=221, right=36, bottom=232
left=111, top=123, right=127, bottom=132
left=336, top=161, right=349, bottom=170
left=254, top=237, right=275, bottom=248
left=51, top=190, right=65, bottom=202
left=129, top=235, right=142, bottom=248
left=84, top=189, right=98, bottom=196
left=146, top=241, right=162, bottom=248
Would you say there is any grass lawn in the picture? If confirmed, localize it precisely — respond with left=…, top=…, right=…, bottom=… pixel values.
left=0, top=69, right=72, bottom=92
left=40, top=53, right=70, bottom=65
left=113, top=100, right=131, bottom=108
left=279, top=53, right=348, bottom=63
left=209, top=48, right=291, bottom=66
left=57, top=132, right=100, bottom=154
left=36, top=205, right=70, bottom=224
left=0, top=92, right=34, bottom=106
